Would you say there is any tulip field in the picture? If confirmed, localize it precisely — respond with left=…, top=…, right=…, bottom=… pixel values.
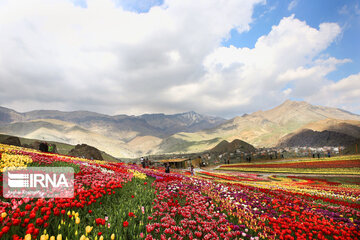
left=1, top=143, right=360, bottom=240
left=217, top=156, right=360, bottom=175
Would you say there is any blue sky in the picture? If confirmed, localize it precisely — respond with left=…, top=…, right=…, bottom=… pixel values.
left=0, top=0, right=359, bottom=117
left=222, top=0, right=360, bottom=83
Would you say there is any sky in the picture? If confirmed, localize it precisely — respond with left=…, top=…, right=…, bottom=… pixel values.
left=0, top=0, right=359, bottom=118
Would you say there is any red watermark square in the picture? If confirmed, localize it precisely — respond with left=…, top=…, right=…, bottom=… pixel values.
left=3, top=167, right=74, bottom=198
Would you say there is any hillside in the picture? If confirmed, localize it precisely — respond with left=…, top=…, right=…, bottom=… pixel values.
left=0, top=106, right=24, bottom=125
left=0, top=119, right=135, bottom=158
left=0, top=133, right=118, bottom=161
left=0, top=107, right=225, bottom=157
left=165, top=100, right=360, bottom=151
left=293, top=119, right=360, bottom=139
left=0, top=107, right=225, bottom=139
left=277, top=129, right=359, bottom=147
left=278, top=119, right=360, bottom=147
left=1, top=100, right=360, bottom=156
left=210, top=139, right=256, bottom=153
left=139, top=111, right=225, bottom=135
left=343, top=140, right=360, bottom=155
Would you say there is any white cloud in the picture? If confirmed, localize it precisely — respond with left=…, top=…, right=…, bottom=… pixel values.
left=288, top=0, right=298, bottom=11
left=164, top=15, right=354, bottom=116
left=0, top=0, right=263, bottom=116
left=307, top=73, right=360, bottom=113
left=0, top=0, right=358, bottom=117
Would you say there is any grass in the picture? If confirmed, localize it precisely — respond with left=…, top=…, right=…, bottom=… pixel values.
left=0, top=133, right=119, bottom=162
left=29, top=160, right=81, bottom=173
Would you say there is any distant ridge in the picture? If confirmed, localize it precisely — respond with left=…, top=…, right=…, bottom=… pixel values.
left=1, top=100, right=359, bottom=157
left=165, top=100, right=360, bottom=152
left=0, top=106, right=226, bottom=157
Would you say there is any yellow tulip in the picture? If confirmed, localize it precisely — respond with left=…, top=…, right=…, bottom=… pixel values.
left=99, top=236, right=104, bottom=240
left=1, top=212, right=7, bottom=218
left=57, top=234, right=62, bottom=240
left=85, top=226, right=93, bottom=234
left=75, top=217, right=80, bottom=224
left=80, top=235, right=86, bottom=240
left=111, top=233, right=115, bottom=240
left=24, top=234, right=32, bottom=240
left=40, top=235, right=47, bottom=240
left=50, top=236, right=55, bottom=240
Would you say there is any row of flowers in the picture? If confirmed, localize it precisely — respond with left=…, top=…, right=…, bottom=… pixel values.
left=0, top=144, right=155, bottom=239
left=1, top=143, right=360, bottom=239
left=219, top=167, right=360, bottom=175
left=220, top=159, right=360, bottom=169
left=220, top=155, right=360, bottom=167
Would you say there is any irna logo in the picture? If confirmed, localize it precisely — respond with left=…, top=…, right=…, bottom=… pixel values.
left=3, top=167, right=74, bottom=198
left=7, top=172, right=69, bottom=188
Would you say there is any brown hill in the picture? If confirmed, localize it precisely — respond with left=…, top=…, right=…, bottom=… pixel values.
left=68, top=144, right=103, bottom=160
left=278, top=119, right=360, bottom=147
left=0, top=136, right=21, bottom=146
left=343, top=140, right=360, bottom=155
left=295, top=119, right=360, bottom=137
left=277, top=129, right=359, bottom=147
left=210, top=139, right=256, bottom=153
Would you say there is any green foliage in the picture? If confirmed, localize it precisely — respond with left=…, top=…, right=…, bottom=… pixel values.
left=79, top=177, right=156, bottom=239
left=28, top=161, right=81, bottom=173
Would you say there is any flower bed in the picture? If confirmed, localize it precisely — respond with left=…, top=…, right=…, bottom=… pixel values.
left=220, top=160, right=360, bottom=169
left=219, top=167, right=360, bottom=175
left=0, top=144, right=359, bottom=239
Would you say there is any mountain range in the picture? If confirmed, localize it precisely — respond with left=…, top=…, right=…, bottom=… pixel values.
left=0, top=107, right=226, bottom=157
left=1, top=100, right=359, bottom=158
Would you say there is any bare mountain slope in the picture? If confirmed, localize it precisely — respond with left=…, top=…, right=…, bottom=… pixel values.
left=292, top=119, right=360, bottom=138
left=0, top=107, right=225, bottom=141
left=0, top=119, right=135, bottom=158
left=0, top=106, right=225, bottom=157
left=139, top=111, right=225, bottom=135
left=164, top=100, right=360, bottom=152
left=277, top=119, right=360, bottom=147
left=0, top=106, right=24, bottom=125
left=1, top=101, right=359, bottom=156
left=277, top=129, right=359, bottom=147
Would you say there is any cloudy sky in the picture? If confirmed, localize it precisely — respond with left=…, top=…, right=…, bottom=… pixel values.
left=0, top=0, right=359, bottom=118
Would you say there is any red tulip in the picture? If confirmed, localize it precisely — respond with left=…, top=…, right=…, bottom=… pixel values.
left=123, top=221, right=129, bottom=227
left=1, top=226, right=10, bottom=233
